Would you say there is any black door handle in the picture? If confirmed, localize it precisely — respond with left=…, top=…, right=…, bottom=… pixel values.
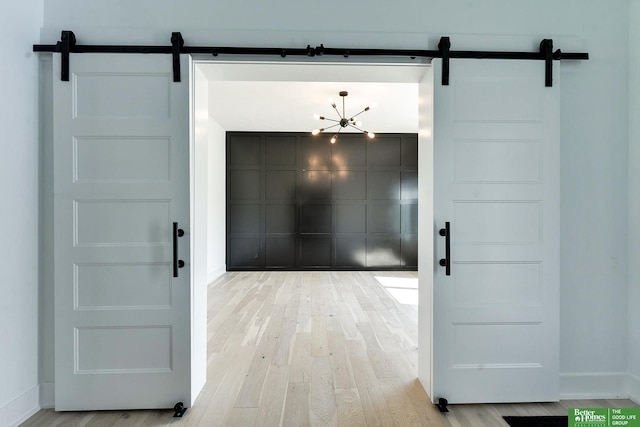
left=173, top=222, right=185, bottom=277
left=439, top=221, right=451, bottom=276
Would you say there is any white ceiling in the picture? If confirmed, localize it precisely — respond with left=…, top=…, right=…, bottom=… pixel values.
left=198, top=62, right=428, bottom=134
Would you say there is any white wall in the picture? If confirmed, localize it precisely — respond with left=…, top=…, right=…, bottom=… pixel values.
left=417, top=67, right=434, bottom=394
left=38, top=0, right=632, bottom=398
left=190, top=64, right=210, bottom=404
left=0, top=1, right=44, bottom=425
left=38, top=55, right=55, bottom=406
left=628, top=0, right=640, bottom=403
left=207, top=117, right=226, bottom=282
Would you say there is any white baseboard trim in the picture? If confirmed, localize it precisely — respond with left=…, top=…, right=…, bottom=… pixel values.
left=207, top=265, right=226, bottom=284
left=560, top=372, right=630, bottom=400
left=629, top=374, right=640, bottom=404
left=1, top=384, right=41, bottom=427
left=40, top=382, right=55, bottom=409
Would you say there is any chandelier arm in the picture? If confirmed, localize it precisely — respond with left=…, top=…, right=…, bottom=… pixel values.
left=321, top=117, right=341, bottom=123
left=320, top=123, right=341, bottom=132
left=331, top=104, right=342, bottom=120
left=348, top=124, right=369, bottom=133
left=349, top=108, right=369, bottom=120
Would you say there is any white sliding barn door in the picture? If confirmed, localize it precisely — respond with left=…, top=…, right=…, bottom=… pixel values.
left=432, top=59, right=560, bottom=403
left=53, top=53, right=191, bottom=410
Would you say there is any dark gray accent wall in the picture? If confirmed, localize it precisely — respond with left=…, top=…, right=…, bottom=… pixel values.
left=226, top=132, right=418, bottom=270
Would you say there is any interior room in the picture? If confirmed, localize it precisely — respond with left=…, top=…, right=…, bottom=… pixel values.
left=196, top=61, right=425, bottom=277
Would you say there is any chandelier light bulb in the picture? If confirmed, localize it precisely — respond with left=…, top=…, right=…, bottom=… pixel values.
left=356, top=121, right=363, bottom=127
left=313, top=114, right=320, bottom=120
left=367, top=132, right=375, bottom=139
left=330, top=136, right=337, bottom=144
left=312, top=129, right=321, bottom=136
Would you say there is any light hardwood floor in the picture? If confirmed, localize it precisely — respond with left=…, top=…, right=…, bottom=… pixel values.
left=21, top=271, right=638, bottom=426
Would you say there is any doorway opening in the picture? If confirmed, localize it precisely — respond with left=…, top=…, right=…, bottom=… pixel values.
left=191, top=59, right=434, bottom=393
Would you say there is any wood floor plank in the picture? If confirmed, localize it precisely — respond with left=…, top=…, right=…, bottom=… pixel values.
left=131, top=411, right=176, bottom=427
left=240, top=311, right=270, bottom=347
left=340, top=283, right=368, bottom=324
left=336, top=301, right=361, bottom=340
left=225, top=408, right=258, bottom=426
left=355, top=321, right=383, bottom=352
left=359, top=272, right=399, bottom=311
left=368, top=347, right=398, bottom=379
left=206, top=304, right=236, bottom=339
left=380, top=377, right=423, bottom=427
left=82, top=412, right=136, bottom=427
left=283, top=277, right=302, bottom=321
left=289, top=332, right=313, bottom=383
left=385, top=350, right=445, bottom=426
left=351, top=279, right=376, bottom=312
left=272, top=317, right=298, bottom=366
left=19, top=410, right=97, bottom=427
left=210, top=298, right=261, bottom=353
left=234, top=305, right=285, bottom=408
left=229, top=285, right=260, bottom=314
left=255, top=365, right=290, bottom=426
left=296, top=275, right=313, bottom=333
left=445, top=404, right=509, bottom=427
left=273, top=272, right=294, bottom=306
left=324, top=275, right=340, bottom=331
left=311, top=315, right=330, bottom=357
left=282, top=382, right=311, bottom=427
left=76, top=412, right=112, bottom=427
left=16, top=409, right=51, bottom=427
left=367, top=310, right=404, bottom=353
left=309, top=356, right=338, bottom=426
left=207, top=312, right=245, bottom=353
left=310, top=273, right=329, bottom=318
left=327, top=331, right=356, bottom=389
left=346, top=339, right=396, bottom=427
left=180, top=346, right=256, bottom=426
left=335, top=388, right=367, bottom=427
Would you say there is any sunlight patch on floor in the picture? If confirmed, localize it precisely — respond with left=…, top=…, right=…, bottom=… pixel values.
left=375, top=275, right=419, bottom=307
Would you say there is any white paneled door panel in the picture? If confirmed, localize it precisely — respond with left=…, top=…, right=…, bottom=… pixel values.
left=53, top=53, right=190, bottom=410
left=432, top=59, right=560, bottom=404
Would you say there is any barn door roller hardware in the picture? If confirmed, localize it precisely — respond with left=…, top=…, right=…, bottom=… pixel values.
left=436, top=397, right=449, bottom=413
left=173, top=402, right=187, bottom=417
left=171, top=32, right=184, bottom=82
left=34, top=31, right=589, bottom=86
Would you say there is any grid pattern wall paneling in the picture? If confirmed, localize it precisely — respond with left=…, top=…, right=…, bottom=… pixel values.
left=226, top=132, right=418, bottom=270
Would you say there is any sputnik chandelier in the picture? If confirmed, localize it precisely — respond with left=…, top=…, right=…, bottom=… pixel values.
left=311, top=91, right=375, bottom=144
